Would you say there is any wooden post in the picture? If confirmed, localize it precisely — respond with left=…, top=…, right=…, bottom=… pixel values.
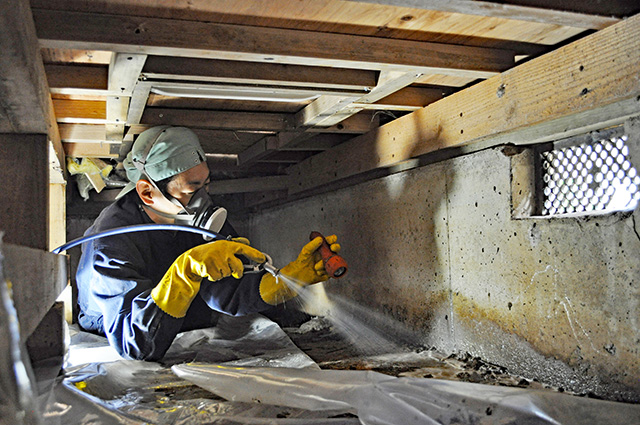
left=0, top=134, right=49, bottom=250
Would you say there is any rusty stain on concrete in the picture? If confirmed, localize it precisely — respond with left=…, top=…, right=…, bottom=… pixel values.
left=244, top=143, right=640, bottom=402
left=452, top=291, right=640, bottom=401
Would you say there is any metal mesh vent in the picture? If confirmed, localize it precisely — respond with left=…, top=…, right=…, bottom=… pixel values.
left=540, top=135, right=639, bottom=216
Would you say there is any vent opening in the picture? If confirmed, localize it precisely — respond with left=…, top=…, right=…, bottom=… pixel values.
left=539, top=129, right=639, bottom=217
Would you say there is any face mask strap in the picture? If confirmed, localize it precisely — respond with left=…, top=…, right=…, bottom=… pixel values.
left=145, top=205, right=195, bottom=222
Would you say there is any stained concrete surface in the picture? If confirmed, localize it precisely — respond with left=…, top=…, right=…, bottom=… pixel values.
left=446, top=148, right=640, bottom=402
left=243, top=143, right=640, bottom=403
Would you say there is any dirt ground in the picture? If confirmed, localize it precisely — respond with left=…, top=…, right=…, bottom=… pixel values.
left=284, top=316, right=558, bottom=393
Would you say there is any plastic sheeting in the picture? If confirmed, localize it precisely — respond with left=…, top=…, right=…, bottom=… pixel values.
left=40, top=314, right=359, bottom=424
left=36, top=313, right=640, bottom=425
left=173, top=363, right=640, bottom=424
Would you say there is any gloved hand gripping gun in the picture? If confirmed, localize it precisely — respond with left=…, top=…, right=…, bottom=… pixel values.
left=246, top=231, right=348, bottom=280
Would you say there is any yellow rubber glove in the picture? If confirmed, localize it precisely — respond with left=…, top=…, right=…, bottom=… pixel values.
left=152, top=240, right=266, bottom=318
left=260, top=235, right=341, bottom=305
left=231, top=236, right=251, bottom=246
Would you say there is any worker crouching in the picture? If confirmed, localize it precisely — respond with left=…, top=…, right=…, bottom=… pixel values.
left=76, top=125, right=340, bottom=361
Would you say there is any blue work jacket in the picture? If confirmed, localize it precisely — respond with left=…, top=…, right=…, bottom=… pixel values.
left=76, top=192, right=271, bottom=361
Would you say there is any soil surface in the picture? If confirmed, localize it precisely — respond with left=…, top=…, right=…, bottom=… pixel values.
left=284, top=316, right=555, bottom=392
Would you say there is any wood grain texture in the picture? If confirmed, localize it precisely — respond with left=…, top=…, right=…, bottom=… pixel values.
left=288, top=13, right=640, bottom=194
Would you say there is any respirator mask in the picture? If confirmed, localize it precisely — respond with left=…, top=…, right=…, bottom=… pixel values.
left=153, top=186, right=227, bottom=241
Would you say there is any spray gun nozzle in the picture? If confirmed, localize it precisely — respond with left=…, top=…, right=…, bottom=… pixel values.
left=261, top=254, right=280, bottom=278
left=244, top=253, right=280, bottom=279
left=263, top=262, right=280, bottom=278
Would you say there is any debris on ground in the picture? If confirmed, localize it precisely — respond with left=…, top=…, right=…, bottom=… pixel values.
left=284, top=317, right=555, bottom=393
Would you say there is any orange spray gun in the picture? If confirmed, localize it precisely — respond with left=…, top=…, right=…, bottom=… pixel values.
left=309, top=231, right=348, bottom=278
left=258, top=231, right=348, bottom=279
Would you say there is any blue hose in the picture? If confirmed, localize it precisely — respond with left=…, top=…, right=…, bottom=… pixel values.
left=52, top=224, right=225, bottom=254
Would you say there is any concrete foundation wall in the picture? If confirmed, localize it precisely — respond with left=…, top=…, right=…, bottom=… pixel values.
left=243, top=145, right=640, bottom=402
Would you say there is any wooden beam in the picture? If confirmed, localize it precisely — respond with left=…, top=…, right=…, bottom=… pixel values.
left=63, top=141, right=120, bottom=158
left=50, top=88, right=111, bottom=98
left=0, top=134, right=49, bottom=249
left=238, top=136, right=280, bottom=166
left=59, top=123, right=106, bottom=142
left=237, top=132, right=349, bottom=166
left=259, top=151, right=312, bottom=163
left=127, top=81, right=152, bottom=124
left=296, top=71, right=424, bottom=127
left=352, top=85, right=453, bottom=111
left=351, top=103, right=422, bottom=112
left=60, top=124, right=270, bottom=152
left=209, top=175, right=289, bottom=195
left=142, top=56, right=377, bottom=92
left=296, top=95, right=362, bottom=128
left=44, top=64, right=108, bottom=89
left=307, top=112, right=379, bottom=134
left=34, top=9, right=514, bottom=78
left=141, top=108, right=291, bottom=131
left=29, top=0, right=600, bottom=45
left=52, top=99, right=107, bottom=121
left=287, top=12, right=640, bottom=194
left=290, top=135, right=350, bottom=151
left=41, top=47, right=112, bottom=64
left=277, top=133, right=350, bottom=151
left=374, top=86, right=453, bottom=108
left=130, top=110, right=378, bottom=135
left=343, top=0, right=620, bottom=29
left=417, top=74, right=478, bottom=88
left=106, top=53, right=146, bottom=141
left=0, top=0, right=64, bottom=173
left=3, top=244, right=66, bottom=343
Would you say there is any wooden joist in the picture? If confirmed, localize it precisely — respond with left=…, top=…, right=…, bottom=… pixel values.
left=127, top=81, right=152, bottom=125
left=29, top=0, right=598, bottom=46
left=278, top=133, right=350, bottom=151
left=296, top=71, right=425, bottom=127
left=307, top=113, right=380, bottom=134
left=33, top=9, right=514, bottom=78
left=238, top=132, right=351, bottom=166
left=287, top=12, right=640, bottom=195
left=45, top=64, right=108, bottom=90
left=0, top=0, right=64, bottom=175
left=209, top=175, right=289, bottom=195
left=343, top=0, right=620, bottom=29
left=238, top=136, right=280, bottom=166
left=142, top=56, right=377, bottom=92
left=3, top=243, right=67, bottom=341
left=63, top=141, right=120, bottom=158
left=138, top=108, right=378, bottom=134
left=374, top=86, right=452, bottom=108
left=106, top=53, right=146, bottom=141
left=52, top=99, right=107, bottom=121
left=59, top=123, right=106, bottom=141
left=141, top=108, right=290, bottom=132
